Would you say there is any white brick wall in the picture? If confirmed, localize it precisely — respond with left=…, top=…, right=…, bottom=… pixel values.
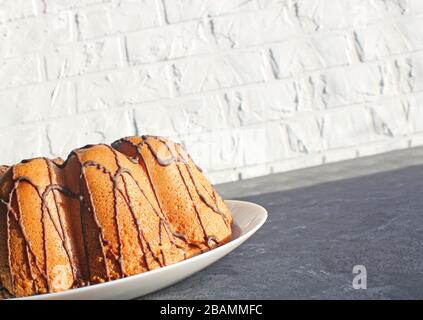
left=1, top=0, right=423, bottom=184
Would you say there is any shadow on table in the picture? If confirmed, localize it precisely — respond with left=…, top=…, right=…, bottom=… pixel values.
left=143, top=165, right=423, bottom=300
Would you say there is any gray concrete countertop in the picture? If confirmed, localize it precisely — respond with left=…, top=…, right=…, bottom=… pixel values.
left=143, top=147, right=423, bottom=299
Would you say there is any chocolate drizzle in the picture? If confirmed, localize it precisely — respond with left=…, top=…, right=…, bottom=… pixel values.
left=0, top=284, right=12, bottom=299
left=75, top=152, right=112, bottom=281
left=0, top=136, right=231, bottom=298
left=0, top=159, right=82, bottom=295
left=112, top=136, right=231, bottom=248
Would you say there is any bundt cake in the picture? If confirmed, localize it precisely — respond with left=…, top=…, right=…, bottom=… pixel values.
left=0, top=136, right=232, bottom=298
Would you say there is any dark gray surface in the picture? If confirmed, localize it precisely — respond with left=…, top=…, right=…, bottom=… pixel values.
left=142, top=150, right=423, bottom=300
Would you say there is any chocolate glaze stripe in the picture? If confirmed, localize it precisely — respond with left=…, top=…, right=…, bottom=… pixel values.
left=39, top=177, right=50, bottom=292
left=175, top=162, right=210, bottom=248
left=166, top=140, right=229, bottom=231
left=112, top=145, right=165, bottom=271
left=83, top=151, right=164, bottom=275
left=84, top=151, right=165, bottom=269
left=152, top=137, right=227, bottom=228
left=26, top=246, right=38, bottom=293
left=110, top=140, right=194, bottom=253
left=0, top=187, right=12, bottom=293
left=1, top=194, right=46, bottom=285
left=114, top=137, right=211, bottom=251
left=119, top=136, right=229, bottom=237
left=148, top=138, right=212, bottom=247
left=74, top=151, right=111, bottom=281
left=148, top=138, right=229, bottom=246
left=116, top=170, right=164, bottom=269
left=76, top=160, right=91, bottom=286
left=125, top=140, right=201, bottom=254
left=4, top=194, right=15, bottom=295
left=143, top=137, right=210, bottom=248
left=133, top=145, right=186, bottom=260
left=16, top=175, right=47, bottom=293
left=143, top=137, right=189, bottom=166
left=6, top=173, right=82, bottom=293
left=116, top=188, right=151, bottom=270
left=84, top=159, right=151, bottom=270
left=183, top=159, right=229, bottom=228
left=1, top=171, right=48, bottom=293
left=45, top=159, right=80, bottom=287
left=112, top=138, right=202, bottom=255
left=108, top=147, right=126, bottom=278
left=0, top=284, right=13, bottom=299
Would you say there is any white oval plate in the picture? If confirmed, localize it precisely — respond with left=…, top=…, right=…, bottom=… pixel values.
left=12, top=200, right=267, bottom=300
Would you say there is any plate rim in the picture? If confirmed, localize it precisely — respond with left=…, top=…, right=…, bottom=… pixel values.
left=10, top=200, right=267, bottom=300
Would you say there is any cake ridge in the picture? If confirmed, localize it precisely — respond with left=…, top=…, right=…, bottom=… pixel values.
left=112, top=136, right=232, bottom=245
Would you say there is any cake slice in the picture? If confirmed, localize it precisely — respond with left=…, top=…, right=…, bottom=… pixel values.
left=0, top=158, right=86, bottom=297
left=112, top=136, right=232, bottom=251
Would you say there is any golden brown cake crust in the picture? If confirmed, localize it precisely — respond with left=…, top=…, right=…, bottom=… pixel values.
left=0, top=137, right=232, bottom=298
left=0, top=165, right=9, bottom=179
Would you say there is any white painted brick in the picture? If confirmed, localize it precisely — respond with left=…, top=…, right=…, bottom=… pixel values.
left=46, top=109, right=133, bottom=157
left=307, top=63, right=397, bottom=109
left=76, top=0, right=160, bottom=40
left=409, top=0, right=423, bottom=14
left=172, top=51, right=266, bottom=95
left=257, top=6, right=300, bottom=43
left=293, top=0, right=350, bottom=31
left=163, top=0, right=256, bottom=23
left=357, top=137, right=409, bottom=158
left=397, top=18, right=423, bottom=53
left=321, top=106, right=380, bottom=150
left=0, top=81, right=75, bottom=128
left=240, top=125, right=272, bottom=166
left=0, top=0, right=37, bottom=23
left=238, top=165, right=271, bottom=181
left=270, top=153, right=323, bottom=175
left=0, top=12, right=74, bottom=59
left=266, top=123, right=291, bottom=162
left=0, top=0, right=422, bottom=183
left=206, top=168, right=239, bottom=184
left=76, top=66, right=171, bottom=112
left=210, top=12, right=262, bottom=49
left=46, top=37, right=123, bottom=79
left=0, top=124, right=47, bottom=165
left=260, top=0, right=408, bottom=31
left=0, top=56, right=42, bottom=89
left=133, top=95, right=225, bottom=137
left=348, top=0, right=408, bottom=26
left=367, top=99, right=410, bottom=137
left=395, top=53, right=423, bottom=94
left=410, top=132, right=423, bottom=147
left=354, top=22, right=415, bottom=62
left=405, top=93, right=423, bottom=133
left=240, top=123, right=291, bottom=166
left=218, top=81, right=298, bottom=127
left=284, top=115, right=323, bottom=154
left=181, top=130, right=243, bottom=172
left=323, top=147, right=357, bottom=164
left=40, top=0, right=110, bottom=14
left=376, top=0, right=408, bottom=16
left=292, top=0, right=408, bottom=31
left=126, top=20, right=213, bottom=64
left=270, top=33, right=351, bottom=79
left=243, top=120, right=322, bottom=165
